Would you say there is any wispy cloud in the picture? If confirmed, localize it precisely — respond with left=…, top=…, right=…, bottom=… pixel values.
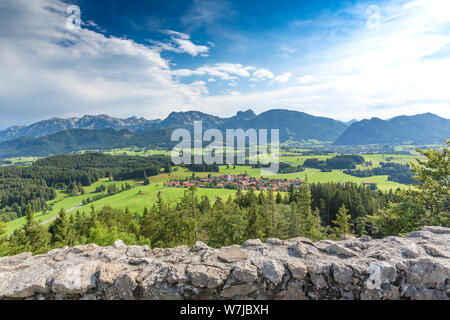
left=274, top=72, right=292, bottom=84
left=148, top=29, right=210, bottom=57
left=180, top=0, right=234, bottom=30
left=172, top=63, right=255, bottom=80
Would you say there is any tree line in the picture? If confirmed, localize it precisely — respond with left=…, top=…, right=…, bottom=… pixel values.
left=0, top=184, right=361, bottom=256
left=343, top=162, right=415, bottom=185
left=303, top=154, right=365, bottom=171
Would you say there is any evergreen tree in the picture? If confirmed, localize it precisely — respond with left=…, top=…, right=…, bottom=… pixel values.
left=411, top=139, right=449, bottom=216
left=23, top=204, right=49, bottom=253
left=245, top=203, right=264, bottom=240
left=297, top=186, right=324, bottom=241
left=203, top=198, right=245, bottom=247
left=276, top=192, right=283, bottom=204
left=331, top=204, right=354, bottom=239
left=287, top=202, right=300, bottom=238
left=369, top=141, right=449, bottom=236
left=50, top=208, right=69, bottom=246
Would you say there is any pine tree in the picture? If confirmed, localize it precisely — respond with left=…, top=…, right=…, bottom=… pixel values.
left=287, top=202, right=300, bottom=238
left=258, top=191, right=267, bottom=205
left=265, top=190, right=276, bottom=238
left=203, top=200, right=245, bottom=247
left=23, top=204, right=49, bottom=253
left=297, top=186, right=324, bottom=241
left=354, top=216, right=367, bottom=236
left=331, top=204, right=354, bottom=239
left=245, top=204, right=264, bottom=239
left=198, top=195, right=210, bottom=214
left=276, top=192, right=283, bottom=204
left=188, top=186, right=199, bottom=242
left=50, top=208, right=68, bottom=246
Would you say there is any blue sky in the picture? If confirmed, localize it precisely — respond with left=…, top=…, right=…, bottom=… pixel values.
left=0, top=0, right=449, bottom=128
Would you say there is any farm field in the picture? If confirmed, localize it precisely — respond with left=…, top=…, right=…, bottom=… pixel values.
left=102, top=147, right=171, bottom=157
left=360, top=154, right=421, bottom=166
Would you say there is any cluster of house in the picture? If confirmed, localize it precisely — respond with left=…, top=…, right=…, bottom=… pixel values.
left=166, top=174, right=303, bottom=191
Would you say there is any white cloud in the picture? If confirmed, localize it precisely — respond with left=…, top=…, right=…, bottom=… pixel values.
left=150, top=29, right=210, bottom=57
left=173, top=63, right=255, bottom=81
left=162, top=30, right=190, bottom=40
left=274, top=72, right=292, bottom=84
left=0, top=0, right=209, bottom=127
left=172, top=37, right=209, bottom=56
left=251, top=68, right=274, bottom=81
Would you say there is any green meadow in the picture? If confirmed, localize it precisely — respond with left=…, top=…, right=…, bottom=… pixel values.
left=5, top=147, right=422, bottom=234
left=74, top=184, right=236, bottom=216
left=6, top=177, right=235, bottom=234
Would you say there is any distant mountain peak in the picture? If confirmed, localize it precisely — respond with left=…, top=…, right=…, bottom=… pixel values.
left=334, top=113, right=450, bottom=145
left=234, top=109, right=256, bottom=120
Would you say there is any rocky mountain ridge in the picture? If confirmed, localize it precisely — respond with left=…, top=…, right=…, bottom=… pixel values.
left=0, top=226, right=449, bottom=300
left=1, top=111, right=448, bottom=150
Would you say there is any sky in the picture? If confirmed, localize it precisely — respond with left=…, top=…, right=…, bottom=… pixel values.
left=0, top=0, right=449, bottom=129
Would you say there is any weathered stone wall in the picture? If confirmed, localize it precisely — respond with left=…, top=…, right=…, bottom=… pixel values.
left=0, top=226, right=449, bottom=300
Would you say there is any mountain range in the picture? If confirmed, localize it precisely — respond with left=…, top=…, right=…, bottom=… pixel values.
left=0, top=109, right=448, bottom=158
left=333, top=113, right=450, bottom=146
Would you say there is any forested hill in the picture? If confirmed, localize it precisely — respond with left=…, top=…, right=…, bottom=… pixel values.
left=334, top=113, right=450, bottom=145
left=0, top=128, right=175, bottom=158
left=0, top=153, right=173, bottom=222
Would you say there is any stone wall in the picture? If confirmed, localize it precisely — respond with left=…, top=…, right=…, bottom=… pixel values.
left=0, top=226, right=449, bottom=300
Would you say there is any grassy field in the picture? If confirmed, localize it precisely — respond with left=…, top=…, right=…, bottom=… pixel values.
left=5, top=190, right=94, bottom=234
left=360, top=154, right=421, bottom=166
left=5, top=177, right=236, bottom=234
left=4, top=147, right=421, bottom=233
left=0, top=156, right=40, bottom=167
left=74, top=184, right=236, bottom=215
left=215, top=162, right=408, bottom=191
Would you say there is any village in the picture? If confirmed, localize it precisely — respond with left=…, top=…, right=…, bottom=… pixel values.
left=166, top=174, right=303, bottom=191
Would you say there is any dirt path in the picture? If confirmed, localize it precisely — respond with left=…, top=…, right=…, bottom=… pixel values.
left=39, top=204, right=83, bottom=226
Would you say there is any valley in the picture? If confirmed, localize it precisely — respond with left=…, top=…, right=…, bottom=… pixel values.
left=3, top=147, right=419, bottom=234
